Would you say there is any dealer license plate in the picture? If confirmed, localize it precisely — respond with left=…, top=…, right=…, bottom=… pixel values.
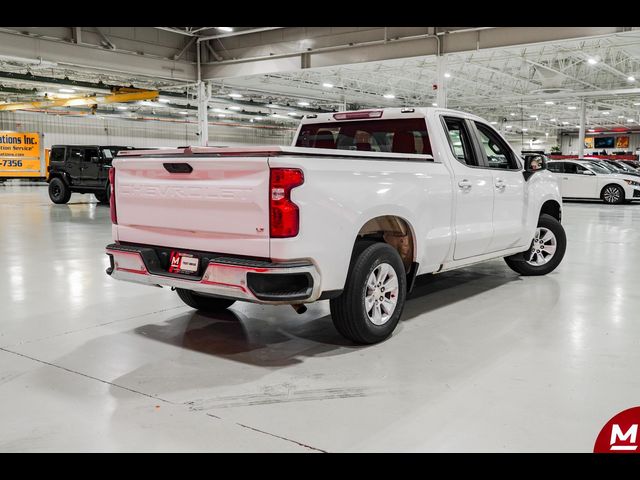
left=168, top=251, right=200, bottom=275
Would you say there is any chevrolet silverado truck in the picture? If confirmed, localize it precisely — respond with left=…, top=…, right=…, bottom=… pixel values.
left=105, top=107, right=566, bottom=344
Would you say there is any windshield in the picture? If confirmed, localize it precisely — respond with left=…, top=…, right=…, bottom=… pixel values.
left=296, top=118, right=432, bottom=155
left=587, top=163, right=612, bottom=175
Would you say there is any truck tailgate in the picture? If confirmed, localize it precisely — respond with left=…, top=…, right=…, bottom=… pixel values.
left=113, top=155, right=270, bottom=258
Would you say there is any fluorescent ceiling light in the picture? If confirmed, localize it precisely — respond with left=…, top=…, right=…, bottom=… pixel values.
left=562, top=121, right=569, bottom=125
left=432, top=103, right=438, bottom=107
left=545, top=101, right=554, bottom=105
left=522, top=128, right=528, bottom=132
left=529, top=115, right=538, bottom=118
left=322, top=83, right=334, bottom=88
left=490, top=121, right=497, bottom=125
left=633, top=102, right=640, bottom=106
left=628, top=76, right=636, bottom=82
left=587, top=58, right=598, bottom=65
left=116, top=106, right=128, bottom=110
left=253, top=116, right=263, bottom=120
left=217, top=113, right=226, bottom=117
left=228, top=93, right=242, bottom=98
left=628, top=118, right=634, bottom=122
left=229, top=106, right=241, bottom=110
left=287, top=112, right=298, bottom=116
left=618, top=115, right=625, bottom=118
left=510, top=112, right=516, bottom=116
left=505, top=125, right=512, bottom=129
left=568, top=106, right=577, bottom=110
left=158, top=98, right=170, bottom=103
left=297, top=101, right=310, bottom=106
left=575, top=125, right=580, bottom=128
left=602, top=111, right=610, bottom=115
left=217, top=27, right=233, bottom=32
left=549, top=118, right=556, bottom=121
left=588, top=129, right=596, bottom=132
left=178, top=111, right=188, bottom=115
left=383, top=93, right=395, bottom=99
left=444, top=72, right=451, bottom=78
left=58, top=88, right=76, bottom=93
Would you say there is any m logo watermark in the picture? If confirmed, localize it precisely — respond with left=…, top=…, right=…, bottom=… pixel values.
left=594, top=407, right=640, bottom=453
left=610, top=424, right=638, bottom=451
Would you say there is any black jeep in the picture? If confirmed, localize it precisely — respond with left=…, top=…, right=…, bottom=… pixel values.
left=47, top=145, right=133, bottom=204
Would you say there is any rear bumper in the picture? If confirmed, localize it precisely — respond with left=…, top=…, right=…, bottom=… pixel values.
left=105, top=243, right=321, bottom=304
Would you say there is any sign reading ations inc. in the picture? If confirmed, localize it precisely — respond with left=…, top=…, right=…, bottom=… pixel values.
left=0, top=131, right=46, bottom=178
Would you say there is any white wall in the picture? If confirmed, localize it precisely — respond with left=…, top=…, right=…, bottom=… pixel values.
left=0, top=111, right=295, bottom=149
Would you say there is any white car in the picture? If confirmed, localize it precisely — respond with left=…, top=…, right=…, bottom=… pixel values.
left=104, top=107, right=566, bottom=344
left=547, top=159, right=640, bottom=204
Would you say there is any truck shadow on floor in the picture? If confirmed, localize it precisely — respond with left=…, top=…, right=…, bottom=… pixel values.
left=133, top=260, right=524, bottom=365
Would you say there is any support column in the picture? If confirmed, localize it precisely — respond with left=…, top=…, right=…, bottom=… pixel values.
left=196, top=42, right=209, bottom=146
left=436, top=54, right=448, bottom=108
left=578, top=99, right=586, bottom=158
left=197, top=81, right=209, bottom=146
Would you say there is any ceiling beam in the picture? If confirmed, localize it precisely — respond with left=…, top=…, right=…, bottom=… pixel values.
left=0, top=30, right=196, bottom=82
left=202, top=27, right=636, bottom=80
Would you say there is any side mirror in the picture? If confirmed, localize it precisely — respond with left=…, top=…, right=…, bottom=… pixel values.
left=582, top=170, right=596, bottom=176
left=524, top=155, right=547, bottom=173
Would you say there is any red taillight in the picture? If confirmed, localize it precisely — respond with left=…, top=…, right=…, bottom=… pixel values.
left=269, top=168, right=304, bottom=238
left=108, top=167, right=117, bottom=224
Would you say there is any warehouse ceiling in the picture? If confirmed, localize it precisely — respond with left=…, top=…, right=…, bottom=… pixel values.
left=1, top=27, right=640, bottom=139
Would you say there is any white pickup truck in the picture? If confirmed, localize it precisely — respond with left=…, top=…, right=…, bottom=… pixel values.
left=105, top=107, right=566, bottom=344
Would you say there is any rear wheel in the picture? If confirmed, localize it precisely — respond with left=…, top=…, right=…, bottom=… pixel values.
left=601, top=184, right=625, bottom=204
left=505, top=214, right=566, bottom=276
left=330, top=242, right=407, bottom=344
left=48, top=177, right=71, bottom=204
left=176, top=288, right=236, bottom=312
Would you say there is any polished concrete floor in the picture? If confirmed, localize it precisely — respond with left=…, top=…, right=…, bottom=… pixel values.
left=1, top=183, right=639, bottom=452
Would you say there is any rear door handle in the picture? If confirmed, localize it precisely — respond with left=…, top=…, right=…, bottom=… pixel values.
left=458, top=179, right=472, bottom=190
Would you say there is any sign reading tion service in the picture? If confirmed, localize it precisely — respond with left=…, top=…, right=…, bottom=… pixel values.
left=0, top=131, right=45, bottom=178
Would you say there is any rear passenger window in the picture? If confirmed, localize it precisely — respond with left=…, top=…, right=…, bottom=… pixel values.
left=443, top=117, right=478, bottom=167
left=69, top=148, right=83, bottom=162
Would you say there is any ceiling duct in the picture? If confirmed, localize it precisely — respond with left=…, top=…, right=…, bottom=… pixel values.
left=530, top=65, right=573, bottom=95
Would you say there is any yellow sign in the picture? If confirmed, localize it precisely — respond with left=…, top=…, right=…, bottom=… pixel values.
left=0, top=131, right=45, bottom=178
left=584, top=137, right=594, bottom=149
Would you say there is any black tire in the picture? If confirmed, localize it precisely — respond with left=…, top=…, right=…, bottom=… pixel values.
left=505, top=214, right=566, bottom=276
left=48, top=177, right=71, bottom=204
left=176, top=288, right=236, bottom=312
left=330, top=242, right=407, bottom=344
left=601, top=184, right=625, bottom=204
left=94, top=186, right=109, bottom=204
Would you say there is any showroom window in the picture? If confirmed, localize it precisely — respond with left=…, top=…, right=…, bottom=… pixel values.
left=474, top=122, right=519, bottom=170
left=443, top=117, right=478, bottom=167
left=296, top=118, right=432, bottom=155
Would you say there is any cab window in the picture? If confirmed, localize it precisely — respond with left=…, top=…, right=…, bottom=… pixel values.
left=474, top=122, right=519, bottom=170
left=443, top=117, right=479, bottom=167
